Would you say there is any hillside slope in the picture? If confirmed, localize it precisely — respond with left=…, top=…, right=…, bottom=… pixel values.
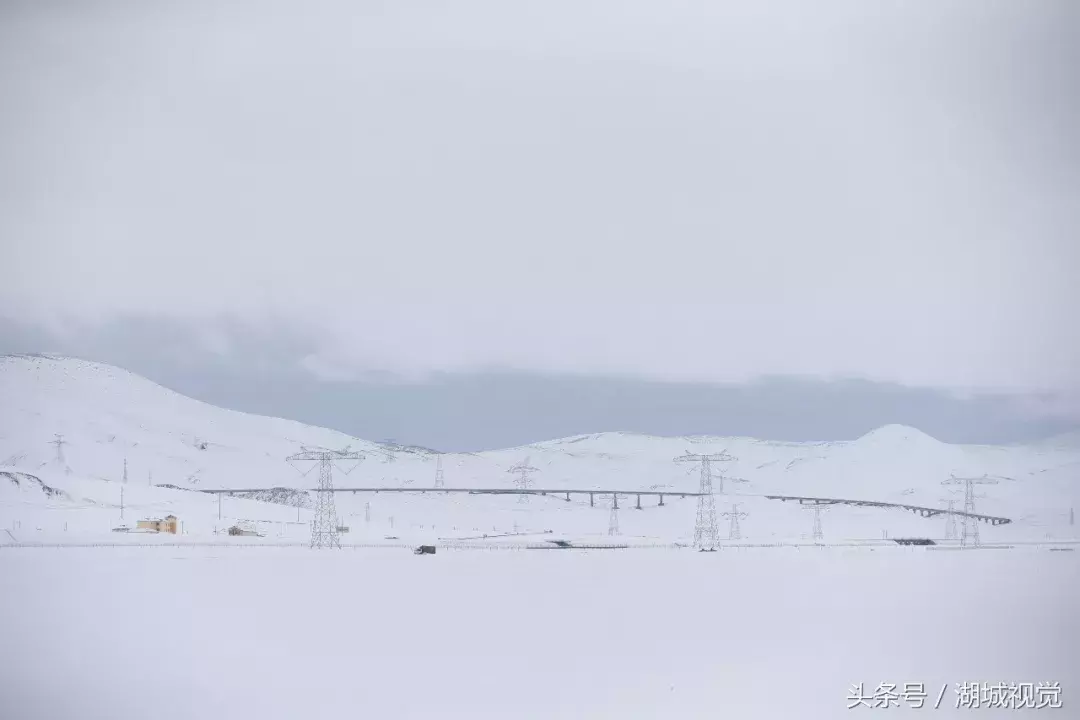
left=1, top=354, right=1077, bottom=544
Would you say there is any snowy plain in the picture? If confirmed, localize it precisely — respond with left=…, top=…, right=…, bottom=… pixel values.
left=2, top=546, right=1077, bottom=719
left=1, top=353, right=1078, bottom=719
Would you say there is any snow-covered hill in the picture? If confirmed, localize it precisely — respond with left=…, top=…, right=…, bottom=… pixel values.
left=1, top=353, right=1077, bottom=544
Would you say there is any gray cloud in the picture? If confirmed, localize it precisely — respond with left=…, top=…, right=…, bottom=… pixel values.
left=1, top=0, right=1077, bottom=391
left=2, top=315, right=1076, bottom=451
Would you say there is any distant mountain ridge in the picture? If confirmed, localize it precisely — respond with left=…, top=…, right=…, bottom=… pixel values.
left=0, top=354, right=1076, bottom=504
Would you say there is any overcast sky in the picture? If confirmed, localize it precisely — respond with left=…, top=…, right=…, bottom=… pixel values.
left=2, top=1, right=1078, bottom=445
left=3, top=314, right=1078, bottom=450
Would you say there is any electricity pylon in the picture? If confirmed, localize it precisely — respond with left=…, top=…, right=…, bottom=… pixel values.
left=674, top=450, right=736, bottom=551
left=434, top=455, right=445, bottom=488
left=508, top=457, right=539, bottom=503
left=287, top=447, right=365, bottom=549
left=941, top=474, right=998, bottom=547
left=608, top=494, right=620, bottom=536
left=122, top=457, right=128, bottom=484
left=940, top=497, right=958, bottom=540
left=50, top=434, right=71, bottom=474
left=803, top=504, right=828, bottom=542
left=721, top=503, right=748, bottom=540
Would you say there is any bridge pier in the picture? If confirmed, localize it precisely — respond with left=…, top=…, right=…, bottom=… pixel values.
left=590, top=493, right=594, bottom=507
left=658, top=494, right=665, bottom=506
left=565, top=492, right=571, bottom=502
left=636, top=494, right=642, bottom=510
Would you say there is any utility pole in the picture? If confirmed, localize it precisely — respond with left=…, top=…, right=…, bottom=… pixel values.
left=507, top=457, right=539, bottom=504
left=608, top=494, right=620, bottom=536
left=434, top=455, right=445, bottom=489
left=287, top=447, right=365, bottom=549
left=721, top=503, right=748, bottom=541
left=673, top=450, right=736, bottom=551
left=941, top=474, right=998, bottom=547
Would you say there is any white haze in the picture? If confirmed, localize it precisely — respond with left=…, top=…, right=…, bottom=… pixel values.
left=1, top=0, right=1078, bottom=391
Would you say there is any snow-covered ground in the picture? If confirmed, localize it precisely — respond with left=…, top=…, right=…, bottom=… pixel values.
left=1, top=354, right=1077, bottom=718
left=1, top=354, right=1078, bottom=545
left=1, top=546, right=1076, bottom=719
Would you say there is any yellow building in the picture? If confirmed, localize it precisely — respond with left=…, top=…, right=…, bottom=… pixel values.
left=136, top=515, right=179, bottom=534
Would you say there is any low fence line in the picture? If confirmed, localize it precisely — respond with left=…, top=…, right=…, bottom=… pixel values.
left=3, top=539, right=1073, bottom=550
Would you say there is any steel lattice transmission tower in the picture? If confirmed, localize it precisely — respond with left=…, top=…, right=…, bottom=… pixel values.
left=674, top=450, right=735, bottom=551
left=433, top=455, right=445, bottom=489
left=287, top=447, right=365, bottom=549
left=122, top=457, right=128, bottom=485
left=803, top=504, right=828, bottom=542
left=941, top=474, right=998, bottom=547
left=379, top=440, right=397, bottom=464
left=608, top=494, right=620, bottom=536
left=721, top=503, right=748, bottom=540
left=50, top=434, right=71, bottom=474
left=941, top=497, right=958, bottom=540
left=507, top=457, right=539, bottom=504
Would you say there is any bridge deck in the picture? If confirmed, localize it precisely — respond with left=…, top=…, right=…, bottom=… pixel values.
left=761, top=494, right=1012, bottom=526
left=197, top=486, right=1012, bottom=525
left=200, top=487, right=697, bottom=498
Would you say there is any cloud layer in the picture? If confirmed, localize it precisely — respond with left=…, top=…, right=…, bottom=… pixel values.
left=2, top=0, right=1077, bottom=390
left=2, top=315, right=1076, bottom=451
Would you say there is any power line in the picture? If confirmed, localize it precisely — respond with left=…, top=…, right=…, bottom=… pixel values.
left=673, top=450, right=736, bottom=551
